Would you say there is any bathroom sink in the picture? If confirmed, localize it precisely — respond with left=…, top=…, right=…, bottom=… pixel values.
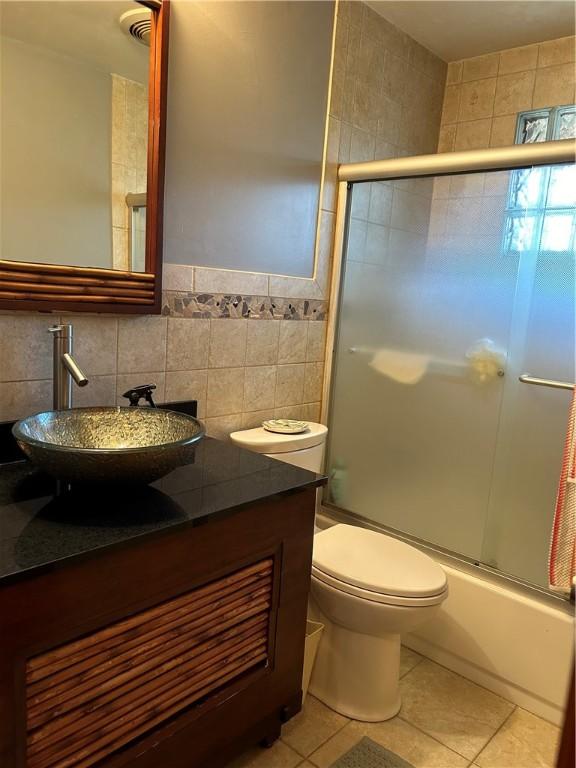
left=13, top=407, right=205, bottom=485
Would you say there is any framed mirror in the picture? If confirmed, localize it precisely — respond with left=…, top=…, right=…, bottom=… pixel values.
left=0, top=0, right=169, bottom=314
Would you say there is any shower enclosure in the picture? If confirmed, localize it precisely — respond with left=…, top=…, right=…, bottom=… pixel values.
left=324, top=139, right=576, bottom=596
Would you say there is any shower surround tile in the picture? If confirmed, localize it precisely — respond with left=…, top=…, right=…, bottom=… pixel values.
left=440, top=35, right=576, bottom=158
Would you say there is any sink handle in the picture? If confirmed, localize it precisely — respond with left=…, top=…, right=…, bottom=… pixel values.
left=122, top=383, right=157, bottom=408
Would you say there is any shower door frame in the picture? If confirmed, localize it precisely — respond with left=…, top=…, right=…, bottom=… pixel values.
left=320, top=138, right=576, bottom=606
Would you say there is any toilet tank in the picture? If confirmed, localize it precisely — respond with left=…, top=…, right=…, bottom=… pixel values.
left=230, top=423, right=328, bottom=473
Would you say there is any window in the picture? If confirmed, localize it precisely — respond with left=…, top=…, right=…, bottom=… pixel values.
left=503, top=105, right=576, bottom=254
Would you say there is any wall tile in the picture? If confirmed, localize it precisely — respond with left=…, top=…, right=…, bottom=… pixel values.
left=64, top=315, right=118, bottom=376
left=316, top=211, right=336, bottom=297
left=208, top=319, right=247, bottom=368
left=347, top=218, right=367, bottom=262
left=391, top=189, right=432, bottom=235
left=493, top=70, right=535, bottom=116
left=117, top=316, right=167, bottom=374
left=204, top=414, right=244, bottom=440
left=376, top=96, right=402, bottom=144
left=206, top=367, right=245, bottom=417
left=0, top=379, right=52, bottom=421
left=499, top=44, right=539, bottom=75
left=194, top=268, right=268, bottom=296
left=349, top=127, right=376, bottom=163
left=441, top=85, right=461, bottom=125
left=438, top=124, right=456, bottom=153
left=368, top=182, right=393, bottom=226
left=245, top=320, right=280, bottom=366
left=538, top=36, right=576, bottom=68
left=532, top=63, right=576, bottom=108
left=351, top=182, right=371, bottom=220
left=490, top=114, right=517, bottom=147
left=307, top=321, right=328, bottom=362
left=166, top=318, right=210, bottom=371
left=275, top=364, right=305, bottom=407
left=273, top=404, right=309, bottom=420
left=322, top=118, right=341, bottom=213
left=165, top=369, right=208, bottom=417
left=364, top=223, right=389, bottom=265
left=278, top=321, right=309, bottom=364
left=267, top=275, right=323, bottom=302
left=458, top=79, right=497, bottom=121
left=446, top=61, right=463, bottom=85
left=462, top=53, right=499, bottom=82
left=454, top=119, right=492, bottom=150
left=241, top=409, right=275, bottom=429
left=243, top=365, right=277, bottom=412
left=163, top=264, right=194, bottom=292
left=74, top=375, right=116, bottom=408
left=0, top=316, right=52, bottom=382
left=301, top=402, right=322, bottom=422
left=304, top=362, right=324, bottom=403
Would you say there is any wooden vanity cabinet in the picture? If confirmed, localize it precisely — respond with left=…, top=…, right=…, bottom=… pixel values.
left=0, top=487, right=317, bottom=768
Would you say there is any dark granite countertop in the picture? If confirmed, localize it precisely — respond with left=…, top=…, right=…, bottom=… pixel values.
left=0, top=437, right=326, bottom=586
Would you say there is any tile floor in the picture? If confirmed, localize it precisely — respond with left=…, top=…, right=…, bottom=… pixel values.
left=226, top=648, right=561, bottom=768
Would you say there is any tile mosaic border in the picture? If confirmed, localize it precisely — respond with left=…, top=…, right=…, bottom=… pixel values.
left=161, top=291, right=328, bottom=321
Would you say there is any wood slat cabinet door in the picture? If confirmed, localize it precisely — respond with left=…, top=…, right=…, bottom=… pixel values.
left=0, top=488, right=316, bottom=768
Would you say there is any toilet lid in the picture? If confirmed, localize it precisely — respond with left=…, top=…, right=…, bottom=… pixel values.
left=230, top=423, right=327, bottom=454
left=312, top=525, right=447, bottom=598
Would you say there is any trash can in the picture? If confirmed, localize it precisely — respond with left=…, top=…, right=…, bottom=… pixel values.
left=302, top=619, right=324, bottom=702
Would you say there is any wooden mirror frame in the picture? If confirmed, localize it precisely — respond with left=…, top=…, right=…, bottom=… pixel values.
left=0, top=0, right=169, bottom=315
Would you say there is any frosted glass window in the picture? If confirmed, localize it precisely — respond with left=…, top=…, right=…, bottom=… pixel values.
left=547, top=165, right=576, bottom=207
left=557, top=109, right=576, bottom=139
left=541, top=214, right=574, bottom=252
left=519, top=115, right=548, bottom=143
left=505, top=105, right=576, bottom=255
left=509, top=167, right=545, bottom=208
left=504, top=215, right=536, bottom=252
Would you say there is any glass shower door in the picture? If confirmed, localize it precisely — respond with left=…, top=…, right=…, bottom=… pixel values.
left=326, top=164, right=575, bottom=589
left=482, top=163, right=576, bottom=587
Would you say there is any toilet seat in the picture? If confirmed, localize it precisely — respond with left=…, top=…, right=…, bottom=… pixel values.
left=312, top=524, right=448, bottom=607
left=311, top=565, right=448, bottom=607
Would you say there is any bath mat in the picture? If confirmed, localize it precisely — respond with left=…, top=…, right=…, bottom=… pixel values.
left=330, top=737, right=415, bottom=768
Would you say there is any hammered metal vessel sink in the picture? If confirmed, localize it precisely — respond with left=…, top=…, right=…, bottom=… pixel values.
left=13, top=407, right=205, bottom=484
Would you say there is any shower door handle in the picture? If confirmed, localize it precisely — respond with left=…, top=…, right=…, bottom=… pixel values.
left=519, top=374, right=574, bottom=391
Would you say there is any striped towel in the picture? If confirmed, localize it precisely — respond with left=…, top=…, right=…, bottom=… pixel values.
left=549, top=387, right=576, bottom=594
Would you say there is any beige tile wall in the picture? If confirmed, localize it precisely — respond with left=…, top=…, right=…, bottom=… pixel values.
left=111, top=74, right=148, bottom=270
left=0, top=314, right=327, bottom=437
left=438, top=36, right=576, bottom=152
left=327, top=2, right=446, bottom=270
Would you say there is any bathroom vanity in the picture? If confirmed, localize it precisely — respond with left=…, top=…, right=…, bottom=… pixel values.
left=0, top=435, right=325, bottom=768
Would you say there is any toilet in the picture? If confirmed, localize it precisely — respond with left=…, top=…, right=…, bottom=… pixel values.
left=230, top=423, right=448, bottom=722
left=309, top=524, right=448, bottom=721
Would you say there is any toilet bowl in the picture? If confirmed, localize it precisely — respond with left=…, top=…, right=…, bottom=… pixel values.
left=309, top=524, right=448, bottom=721
left=229, top=423, right=447, bottom=722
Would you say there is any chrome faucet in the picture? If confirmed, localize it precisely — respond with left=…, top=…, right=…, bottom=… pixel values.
left=48, top=324, right=89, bottom=410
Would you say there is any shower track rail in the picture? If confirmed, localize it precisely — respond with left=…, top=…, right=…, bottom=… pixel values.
left=337, top=138, right=576, bottom=182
